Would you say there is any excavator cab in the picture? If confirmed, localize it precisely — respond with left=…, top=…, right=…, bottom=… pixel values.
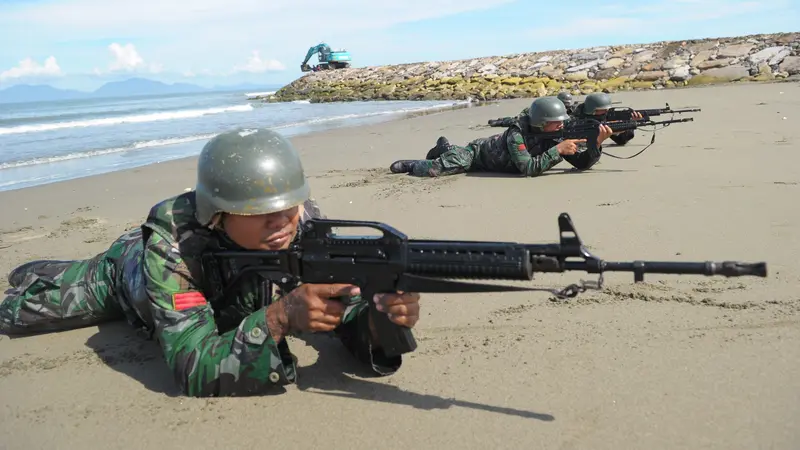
left=318, top=46, right=331, bottom=63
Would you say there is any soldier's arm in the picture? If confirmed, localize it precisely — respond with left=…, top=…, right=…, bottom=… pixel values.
left=610, top=130, right=635, bottom=145
left=506, top=129, right=562, bottom=177
left=142, top=231, right=293, bottom=397
left=489, top=107, right=530, bottom=127
left=300, top=198, right=402, bottom=376
left=489, top=116, right=517, bottom=127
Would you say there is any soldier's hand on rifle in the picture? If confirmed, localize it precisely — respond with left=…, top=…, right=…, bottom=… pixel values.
left=267, top=283, right=357, bottom=338
left=597, top=124, right=613, bottom=146
left=372, top=291, right=421, bottom=328
left=556, top=139, right=585, bottom=155
left=631, top=111, right=644, bottom=121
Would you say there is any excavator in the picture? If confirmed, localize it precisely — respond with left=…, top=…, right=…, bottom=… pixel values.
left=300, top=43, right=352, bottom=72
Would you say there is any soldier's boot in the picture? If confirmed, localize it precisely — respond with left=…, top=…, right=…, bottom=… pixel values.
left=389, top=160, right=418, bottom=174
left=8, top=260, right=77, bottom=288
left=425, top=136, right=452, bottom=160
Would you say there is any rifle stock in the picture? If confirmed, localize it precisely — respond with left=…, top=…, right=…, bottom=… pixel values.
left=201, top=213, right=766, bottom=357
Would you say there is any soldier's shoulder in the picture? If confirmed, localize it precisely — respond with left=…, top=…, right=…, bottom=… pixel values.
left=144, top=191, right=203, bottom=240
left=505, top=126, right=525, bottom=140
left=501, top=127, right=526, bottom=149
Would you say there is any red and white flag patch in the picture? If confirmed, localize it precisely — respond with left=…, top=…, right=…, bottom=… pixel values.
left=172, top=291, right=207, bottom=311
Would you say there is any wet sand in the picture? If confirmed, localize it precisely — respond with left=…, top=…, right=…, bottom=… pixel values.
left=1, top=82, right=799, bottom=450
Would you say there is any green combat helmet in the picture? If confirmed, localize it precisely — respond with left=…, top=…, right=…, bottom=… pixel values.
left=527, top=96, right=570, bottom=128
left=582, top=92, right=613, bottom=114
left=194, top=128, right=311, bottom=225
left=557, top=91, right=574, bottom=107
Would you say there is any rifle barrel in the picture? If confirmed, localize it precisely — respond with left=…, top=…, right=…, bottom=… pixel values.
left=563, top=260, right=767, bottom=277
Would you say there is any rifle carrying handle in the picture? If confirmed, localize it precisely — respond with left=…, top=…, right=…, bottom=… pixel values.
left=365, top=290, right=418, bottom=357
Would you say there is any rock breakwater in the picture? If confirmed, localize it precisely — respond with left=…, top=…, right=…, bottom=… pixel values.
left=266, top=32, right=800, bottom=103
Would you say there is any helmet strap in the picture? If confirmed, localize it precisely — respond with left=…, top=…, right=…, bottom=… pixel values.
left=209, top=213, right=223, bottom=230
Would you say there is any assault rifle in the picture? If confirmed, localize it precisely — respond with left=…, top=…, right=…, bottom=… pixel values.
left=200, top=213, right=766, bottom=358
left=533, top=116, right=694, bottom=159
left=604, top=102, right=701, bottom=122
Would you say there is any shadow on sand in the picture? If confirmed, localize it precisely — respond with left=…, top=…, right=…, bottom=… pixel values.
left=73, top=323, right=554, bottom=421
left=292, top=333, right=555, bottom=422
left=464, top=166, right=634, bottom=178
left=84, top=322, right=183, bottom=396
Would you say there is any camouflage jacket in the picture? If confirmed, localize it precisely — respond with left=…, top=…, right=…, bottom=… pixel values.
left=139, top=192, right=400, bottom=397
left=472, top=123, right=599, bottom=177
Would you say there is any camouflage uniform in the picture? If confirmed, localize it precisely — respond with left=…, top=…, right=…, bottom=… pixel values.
left=0, top=192, right=398, bottom=397
left=408, top=124, right=601, bottom=177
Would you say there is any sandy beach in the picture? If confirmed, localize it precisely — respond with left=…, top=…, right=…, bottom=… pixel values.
left=1, top=82, right=799, bottom=449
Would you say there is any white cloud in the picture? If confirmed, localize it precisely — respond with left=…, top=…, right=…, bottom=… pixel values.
left=93, top=42, right=163, bottom=75
left=108, top=43, right=144, bottom=71
left=0, top=56, right=63, bottom=82
left=231, top=51, right=286, bottom=74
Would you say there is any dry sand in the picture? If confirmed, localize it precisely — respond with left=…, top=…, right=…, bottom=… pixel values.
left=1, top=82, right=799, bottom=450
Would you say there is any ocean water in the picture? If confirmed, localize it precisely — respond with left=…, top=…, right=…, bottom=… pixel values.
left=0, top=90, right=467, bottom=192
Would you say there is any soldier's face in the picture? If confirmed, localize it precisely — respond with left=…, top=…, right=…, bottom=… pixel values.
left=594, top=109, right=608, bottom=116
left=223, top=206, right=302, bottom=250
left=543, top=121, right=563, bottom=132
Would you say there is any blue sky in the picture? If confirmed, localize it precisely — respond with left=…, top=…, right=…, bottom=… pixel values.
left=0, top=0, right=797, bottom=91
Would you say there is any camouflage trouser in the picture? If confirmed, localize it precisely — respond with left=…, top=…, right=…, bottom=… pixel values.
left=610, top=130, right=635, bottom=145
left=0, top=228, right=152, bottom=336
left=410, top=144, right=478, bottom=177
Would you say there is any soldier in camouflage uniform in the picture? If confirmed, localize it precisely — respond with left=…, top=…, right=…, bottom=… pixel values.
left=569, top=92, right=644, bottom=146
left=0, top=128, right=422, bottom=397
left=389, top=96, right=613, bottom=178
left=487, top=92, right=575, bottom=128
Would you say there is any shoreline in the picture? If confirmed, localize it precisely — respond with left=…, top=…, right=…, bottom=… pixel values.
left=0, top=97, right=487, bottom=194
left=1, top=82, right=798, bottom=449
left=0, top=96, right=503, bottom=213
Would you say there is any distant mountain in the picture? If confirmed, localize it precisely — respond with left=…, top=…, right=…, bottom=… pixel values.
left=0, top=78, right=286, bottom=104
left=92, top=77, right=207, bottom=97
left=0, top=84, right=87, bottom=103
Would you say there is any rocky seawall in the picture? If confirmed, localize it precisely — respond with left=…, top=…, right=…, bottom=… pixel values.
left=265, top=32, right=800, bottom=103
